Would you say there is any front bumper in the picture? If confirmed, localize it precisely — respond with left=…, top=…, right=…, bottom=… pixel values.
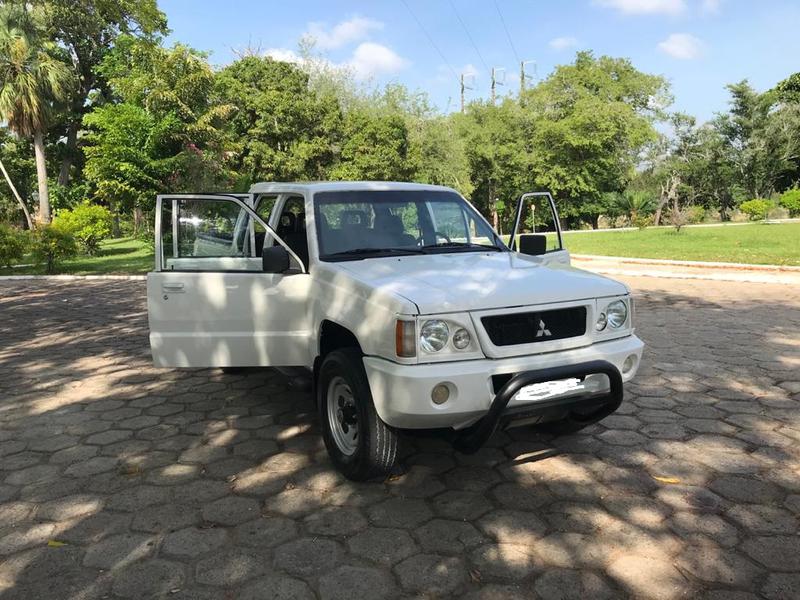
left=363, top=334, right=644, bottom=429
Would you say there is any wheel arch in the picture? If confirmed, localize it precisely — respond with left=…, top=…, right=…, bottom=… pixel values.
left=313, top=320, right=363, bottom=397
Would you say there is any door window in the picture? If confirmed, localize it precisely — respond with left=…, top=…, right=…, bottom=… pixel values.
left=514, top=195, right=563, bottom=253
left=160, top=195, right=290, bottom=272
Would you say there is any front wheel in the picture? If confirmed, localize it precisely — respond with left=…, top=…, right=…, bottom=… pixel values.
left=318, top=349, right=398, bottom=481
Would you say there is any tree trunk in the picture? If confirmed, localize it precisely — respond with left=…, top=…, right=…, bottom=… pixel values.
left=33, top=130, right=50, bottom=224
left=0, top=158, right=33, bottom=229
left=133, top=206, right=144, bottom=235
left=57, top=121, right=79, bottom=187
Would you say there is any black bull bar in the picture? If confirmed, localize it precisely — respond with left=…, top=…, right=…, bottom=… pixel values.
left=453, top=360, right=623, bottom=454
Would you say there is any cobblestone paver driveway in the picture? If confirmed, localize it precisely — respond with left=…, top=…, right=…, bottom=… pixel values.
left=1, top=277, right=799, bottom=600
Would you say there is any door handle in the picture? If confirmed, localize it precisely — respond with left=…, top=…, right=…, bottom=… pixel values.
left=162, top=283, right=185, bottom=293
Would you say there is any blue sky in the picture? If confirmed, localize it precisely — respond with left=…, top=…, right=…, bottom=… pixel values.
left=160, top=0, right=800, bottom=122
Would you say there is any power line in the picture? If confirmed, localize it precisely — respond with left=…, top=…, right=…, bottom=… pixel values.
left=447, top=0, right=490, bottom=74
left=493, top=0, right=520, bottom=63
left=400, top=0, right=460, bottom=85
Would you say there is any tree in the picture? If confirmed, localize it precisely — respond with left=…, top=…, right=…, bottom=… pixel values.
left=215, top=56, right=342, bottom=184
left=331, top=109, right=414, bottom=181
left=523, top=51, right=669, bottom=228
left=83, top=39, right=235, bottom=231
left=715, top=81, right=800, bottom=199
left=0, top=3, right=72, bottom=223
left=38, top=0, right=167, bottom=187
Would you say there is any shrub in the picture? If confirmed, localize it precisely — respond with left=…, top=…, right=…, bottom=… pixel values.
left=30, top=224, right=78, bottom=274
left=0, top=224, right=27, bottom=268
left=55, top=202, right=112, bottom=255
left=686, top=206, right=705, bottom=224
left=779, top=188, right=800, bottom=217
left=632, top=214, right=652, bottom=230
left=739, top=199, right=772, bottom=221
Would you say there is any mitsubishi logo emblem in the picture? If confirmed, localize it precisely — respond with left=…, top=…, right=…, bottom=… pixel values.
left=536, top=319, right=551, bottom=338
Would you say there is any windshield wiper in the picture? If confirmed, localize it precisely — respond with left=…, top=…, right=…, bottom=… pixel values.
left=323, top=247, right=425, bottom=259
left=420, top=241, right=503, bottom=252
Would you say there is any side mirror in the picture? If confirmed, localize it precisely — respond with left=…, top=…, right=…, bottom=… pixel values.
left=262, top=245, right=290, bottom=273
left=518, top=234, right=548, bottom=256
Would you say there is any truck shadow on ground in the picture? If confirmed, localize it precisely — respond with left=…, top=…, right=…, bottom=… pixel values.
left=0, top=278, right=798, bottom=599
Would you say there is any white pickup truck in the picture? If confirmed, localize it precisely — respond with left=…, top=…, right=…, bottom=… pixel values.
left=147, top=182, right=643, bottom=480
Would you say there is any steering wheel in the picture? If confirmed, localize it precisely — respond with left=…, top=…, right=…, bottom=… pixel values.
left=417, top=231, right=452, bottom=245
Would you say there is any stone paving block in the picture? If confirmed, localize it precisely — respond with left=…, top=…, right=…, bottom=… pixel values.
left=201, top=495, right=260, bottom=526
left=274, top=537, right=343, bottom=577
left=240, top=575, right=316, bottom=600
left=394, top=553, right=467, bottom=595
left=319, top=565, right=398, bottom=600
left=195, top=549, right=266, bottom=586
left=111, top=559, right=185, bottom=598
left=347, top=527, right=418, bottom=566
left=234, top=515, right=298, bottom=548
left=534, top=568, right=615, bottom=600
left=82, top=533, right=156, bottom=569
left=163, top=526, right=227, bottom=557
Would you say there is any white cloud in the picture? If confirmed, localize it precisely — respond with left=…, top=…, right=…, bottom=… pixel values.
left=347, top=42, right=409, bottom=78
left=701, top=0, right=722, bottom=13
left=593, top=0, right=686, bottom=15
left=658, top=33, right=704, bottom=59
left=549, top=36, right=579, bottom=50
left=264, top=48, right=302, bottom=63
left=305, top=16, right=384, bottom=51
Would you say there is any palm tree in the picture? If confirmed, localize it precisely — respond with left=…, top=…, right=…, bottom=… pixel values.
left=0, top=5, right=71, bottom=224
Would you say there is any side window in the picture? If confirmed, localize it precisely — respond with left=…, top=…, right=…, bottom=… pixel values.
left=160, top=197, right=262, bottom=271
left=255, top=195, right=278, bottom=223
left=274, top=196, right=308, bottom=268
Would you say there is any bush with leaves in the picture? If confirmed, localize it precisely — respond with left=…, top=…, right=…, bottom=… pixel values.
left=686, top=206, right=705, bottom=224
left=632, top=214, right=652, bottom=230
left=739, top=199, right=772, bottom=221
left=0, top=224, right=27, bottom=268
left=55, top=202, right=113, bottom=254
left=779, top=188, right=800, bottom=217
left=30, top=224, right=78, bottom=274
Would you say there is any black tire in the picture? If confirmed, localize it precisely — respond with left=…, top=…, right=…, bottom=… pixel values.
left=318, top=348, right=398, bottom=481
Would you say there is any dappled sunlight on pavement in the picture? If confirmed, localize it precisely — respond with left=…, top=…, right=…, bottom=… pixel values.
left=0, top=277, right=798, bottom=599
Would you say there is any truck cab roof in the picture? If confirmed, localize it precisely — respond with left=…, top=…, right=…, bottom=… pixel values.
left=248, top=181, right=456, bottom=195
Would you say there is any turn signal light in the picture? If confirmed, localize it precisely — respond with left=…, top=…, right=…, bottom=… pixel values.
left=395, top=320, right=416, bottom=358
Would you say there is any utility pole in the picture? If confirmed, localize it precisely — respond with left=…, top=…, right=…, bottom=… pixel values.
left=491, top=67, right=505, bottom=105
left=460, top=72, right=474, bottom=113
left=519, top=60, right=536, bottom=97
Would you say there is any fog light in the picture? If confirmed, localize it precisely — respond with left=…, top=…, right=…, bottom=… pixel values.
left=431, top=384, right=450, bottom=405
left=622, top=354, right=637, bottom=374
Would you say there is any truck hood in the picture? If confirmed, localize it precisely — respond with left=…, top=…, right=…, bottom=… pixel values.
left=334, top=252, right=628, bottom=314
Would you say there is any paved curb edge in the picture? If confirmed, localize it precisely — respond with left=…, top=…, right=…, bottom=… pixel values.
left=572, top=254, right=800, bottom=272
left=0, top=274, right=147, bottom=281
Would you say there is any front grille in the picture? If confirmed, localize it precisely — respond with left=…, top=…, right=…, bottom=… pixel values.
left=481, top=306, right=587, bottom=347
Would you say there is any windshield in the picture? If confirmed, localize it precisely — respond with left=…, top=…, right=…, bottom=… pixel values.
left=314, top=190, right=505, bottom=261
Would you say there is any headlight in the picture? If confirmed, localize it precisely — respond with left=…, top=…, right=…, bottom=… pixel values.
left=607, top=300, right=628, bottom=328
left=452, top=328, right=471, bottom=349
left=420, top=320, right=449, bottom=352
left=595, top=311, right=608, bottom=331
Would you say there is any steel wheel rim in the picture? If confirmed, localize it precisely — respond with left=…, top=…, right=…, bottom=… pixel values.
left=326, top=376, right=359, bottom=456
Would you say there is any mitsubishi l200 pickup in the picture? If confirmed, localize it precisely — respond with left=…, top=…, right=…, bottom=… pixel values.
left=148, top=182, right=643, bottom=480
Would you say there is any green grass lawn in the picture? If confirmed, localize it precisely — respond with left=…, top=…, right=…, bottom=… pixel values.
left=559, top=222, right=800, bottom=266
left=1, top=237, right=154, bottom=276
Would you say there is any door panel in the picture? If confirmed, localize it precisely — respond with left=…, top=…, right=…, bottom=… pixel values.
left=149, top=194, right=311, bottom=368
left=148, top=271, right=312, bottom=367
